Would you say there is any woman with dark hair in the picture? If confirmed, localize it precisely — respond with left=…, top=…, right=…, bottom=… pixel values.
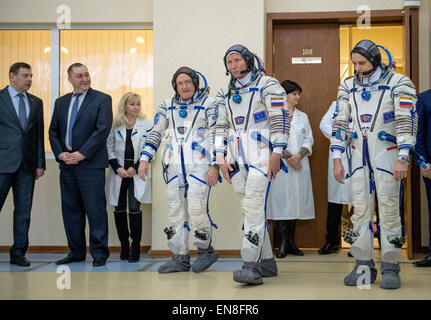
left=269, top=80, right=315, bottom=258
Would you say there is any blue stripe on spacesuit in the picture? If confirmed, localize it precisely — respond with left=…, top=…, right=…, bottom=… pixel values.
left=167, top=105, right=204, bottom=110
left=179, top=146, right=189, bottom=198
left=376, top=168, right=393, bottom=176
left=398, top=144, right=414, bottom=150
left=230, top=170, right=240, bottom=179
left=167, top=175, right=178, bottom=184
left=189, top=174, right=207, bottom=185
left=282, top=108, right=287, bottom=136
left=206, top=187, right=218, bottom=229
left=248, top=165, right=267, bottom=177
left=184, top=221, right=191, bottom=232
left=141, top=150, right=153, bottom=160
left=145, top=142, right=158, bottom=151
left=350, top=166, right=363, bottom=177
left=330, top=145, right=345, bottom=153
left=233, top=87, right=259, bottom=94
left=362, top=136, right=376, bottom=194
left=257, top=180, right=272, bottom=263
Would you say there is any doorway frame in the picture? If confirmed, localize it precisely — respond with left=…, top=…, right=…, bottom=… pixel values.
left=266, top=8, right=421, bottom=257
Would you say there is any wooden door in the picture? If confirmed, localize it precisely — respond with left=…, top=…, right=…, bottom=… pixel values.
left=272, top=23, right=340, bottom=248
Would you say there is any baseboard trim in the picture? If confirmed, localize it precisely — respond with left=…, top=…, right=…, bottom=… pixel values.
left=0, top=246, right=151, bottom=254
left=150, top=250, right=241, bottom=258
left=4, top=246, right=424, bottom=256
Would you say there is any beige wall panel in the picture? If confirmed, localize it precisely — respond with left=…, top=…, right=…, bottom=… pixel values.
left=0, top=0, right=153, bottom=24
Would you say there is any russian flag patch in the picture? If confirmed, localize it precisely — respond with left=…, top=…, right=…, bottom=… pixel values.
left=399, top=96, right=413, bottom=108
left=271, top=97, right=284, bottom=107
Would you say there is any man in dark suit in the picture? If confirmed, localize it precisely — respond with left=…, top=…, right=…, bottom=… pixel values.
left=413, top=89, right=431, bottom=267
left=0, top=62, right=46, bottom=267
left=49, top=63, right=112, bottom=267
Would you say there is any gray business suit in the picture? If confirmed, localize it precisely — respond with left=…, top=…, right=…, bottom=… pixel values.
left=0, top=86, right=45, bottom=257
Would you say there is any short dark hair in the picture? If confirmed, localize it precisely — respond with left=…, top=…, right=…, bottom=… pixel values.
left=281, top=80, right=302, bottom=95
left=67, top=63, right=87, bottom=76
left=9, top=62, right=31, bottom=75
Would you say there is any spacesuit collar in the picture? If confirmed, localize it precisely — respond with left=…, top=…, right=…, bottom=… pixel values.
left=234, top=71, right=253, bottom=88
left=178, top=88, right=207, bottom=105
left=179, top=91, right=198, bottom=104
left=357, top=67, right=382, bottom=84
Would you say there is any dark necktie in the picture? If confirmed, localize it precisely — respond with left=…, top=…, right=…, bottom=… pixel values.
left=68, top=93, right=82, bottom=148
left=17, top=93, right=27, bottom=128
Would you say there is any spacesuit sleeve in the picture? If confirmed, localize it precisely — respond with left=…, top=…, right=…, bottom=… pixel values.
left=330, top=81, right=352, bottom=153
left=261, top=77, right=290, bottom=149
left=214, top=88, right=230, bottom=159
left=391, top=75, right=418, bottom=151
left=140, top=101, right=169, bottom=162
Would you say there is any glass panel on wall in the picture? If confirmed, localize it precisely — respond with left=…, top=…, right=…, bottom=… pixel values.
left=60, top=29, right=153, bottom=120
left=0, top=30, right=51, bottom=151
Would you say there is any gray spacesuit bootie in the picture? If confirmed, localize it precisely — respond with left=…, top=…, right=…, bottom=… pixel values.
left=191, top=245, right=219, bottom=273
left=258, top=257, right=278, bottom=277
left=379, top=262, right=401, bottom=290
left=158, top=254, right=191, bottom=274
left=344, top=260, right=377, bottom=286
left=233, top=261, right=263, bottom=285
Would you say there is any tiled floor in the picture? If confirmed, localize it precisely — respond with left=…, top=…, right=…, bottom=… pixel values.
left=1, top=250, right=430, bottom=300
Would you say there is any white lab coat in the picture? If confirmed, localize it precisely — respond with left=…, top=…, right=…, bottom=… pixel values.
left=319, top=101, right=352, bottom=205
left=269, top=109, right=315, bottom=220
left=105, top=118, right=153, bottom=206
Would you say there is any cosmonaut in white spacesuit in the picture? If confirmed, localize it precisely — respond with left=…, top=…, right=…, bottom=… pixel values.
left=331, top=40, right=418, bottom=289
left=139, top=67, right=220, bottom=274
left=214, top=44, right=291, bottom=285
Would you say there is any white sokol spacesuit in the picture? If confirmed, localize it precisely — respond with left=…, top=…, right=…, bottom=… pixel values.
left=141, top=67, right=219, bottom=273
left=330, top=40, right=417, bottom=289
left=215, top=45, right=290, bottom=284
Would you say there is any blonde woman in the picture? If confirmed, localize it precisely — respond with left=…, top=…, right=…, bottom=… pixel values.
left=106, top=92, right=153, bottom=262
